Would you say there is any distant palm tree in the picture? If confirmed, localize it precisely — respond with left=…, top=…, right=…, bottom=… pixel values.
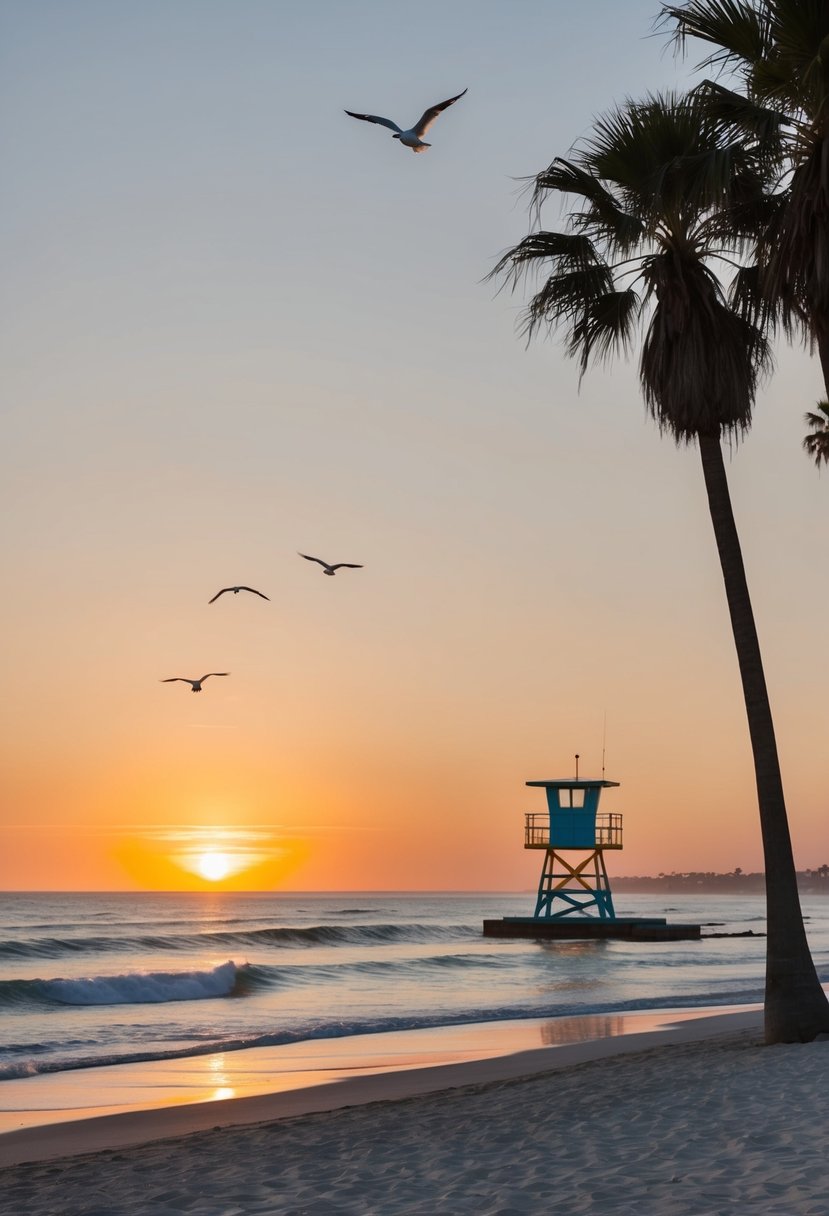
left=661, top=1, right=829, bottom=393
left=803, top=400, right=829, bottom=468
left=490, top=90, right=829, bottom=1044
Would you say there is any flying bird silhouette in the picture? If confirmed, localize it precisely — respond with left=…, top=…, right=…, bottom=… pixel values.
left=161, top=673, right=229, bottom=692
left=208, top=586, right=270, bottom=604
left=298, top=553, right=363, bottom=577
left=344, top=88, right=467, bottom=153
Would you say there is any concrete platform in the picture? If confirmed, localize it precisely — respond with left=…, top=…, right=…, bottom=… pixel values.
left=482, top=917, right=701, bottom=941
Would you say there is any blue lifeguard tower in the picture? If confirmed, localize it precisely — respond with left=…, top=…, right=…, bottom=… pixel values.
left=524, top=774, right=621, bottom=920
left=483, top=762, right=700, bottom=941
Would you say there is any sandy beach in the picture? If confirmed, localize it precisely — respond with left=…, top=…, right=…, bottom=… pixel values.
left=2, top=1008, right=828, bottom=1215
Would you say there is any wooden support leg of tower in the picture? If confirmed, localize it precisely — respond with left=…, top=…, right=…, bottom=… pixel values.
left=534, top=849, right=615, bottom=920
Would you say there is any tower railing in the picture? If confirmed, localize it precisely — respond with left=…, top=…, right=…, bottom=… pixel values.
left=524, top=812, right=623, bottom=849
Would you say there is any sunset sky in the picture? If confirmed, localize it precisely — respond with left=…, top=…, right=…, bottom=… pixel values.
left=2, top=0, right=827, bottom=892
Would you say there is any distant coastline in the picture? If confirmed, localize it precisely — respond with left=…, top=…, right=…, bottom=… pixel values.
left=613, top=869, right=829, bottom=895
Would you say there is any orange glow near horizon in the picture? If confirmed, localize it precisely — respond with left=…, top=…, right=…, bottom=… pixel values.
left=97, top=825, right=313, bottom=892
left=3, top=732, right=829, bottom=891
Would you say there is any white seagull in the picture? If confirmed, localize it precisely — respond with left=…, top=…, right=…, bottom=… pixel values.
left=298, top=552, right=363, bottom=577
left=208, top=586, right=270, bottom=604
left=344, top=88, right=467, bottom=153
left=161, top=673, right=229, bottom=692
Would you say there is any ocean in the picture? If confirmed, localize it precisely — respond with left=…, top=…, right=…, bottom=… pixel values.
left=2, top=890, right=828, bottom=1083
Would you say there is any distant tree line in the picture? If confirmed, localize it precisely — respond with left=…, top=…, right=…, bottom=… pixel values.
left=614, top=867, right=829, bottom=894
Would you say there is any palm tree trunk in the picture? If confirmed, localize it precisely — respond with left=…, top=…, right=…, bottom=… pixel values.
left=817, top=330, right=829, bottom=401
left=698, top=434, right=829, bottom=1043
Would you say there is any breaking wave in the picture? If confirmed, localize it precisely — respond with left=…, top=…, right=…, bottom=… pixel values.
left=2, top=961, right=241, bottom=1009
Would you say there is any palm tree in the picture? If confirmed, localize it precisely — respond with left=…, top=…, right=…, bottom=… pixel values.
left=661, top=1, right=829, bottom=393
left=802, top=399, right=829, bottom=467
left=490, top=90, right=829, bottom=1044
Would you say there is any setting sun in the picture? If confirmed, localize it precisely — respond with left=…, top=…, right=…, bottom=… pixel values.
left=196, top=851, right=231, bottom=882
left=108, top=826, right=300, bottom=890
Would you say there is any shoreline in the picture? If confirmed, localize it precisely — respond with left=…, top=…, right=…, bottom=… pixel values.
left=0, top=1002, right=763, bottom=1168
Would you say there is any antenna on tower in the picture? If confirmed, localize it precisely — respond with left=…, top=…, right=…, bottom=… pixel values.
left=602, top=711, right=607, bottom=779
left=575, top=753, right=579, bottom=780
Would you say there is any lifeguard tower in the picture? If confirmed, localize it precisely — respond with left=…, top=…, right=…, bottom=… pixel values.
left=483, top=762, right=700, bottom=941
left=525, top=774, right=621, bottom=920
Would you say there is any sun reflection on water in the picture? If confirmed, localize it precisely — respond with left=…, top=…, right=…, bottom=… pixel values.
left=206, top=1053, right=237, bottom=1101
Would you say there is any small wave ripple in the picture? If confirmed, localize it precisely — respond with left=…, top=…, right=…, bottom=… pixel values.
left=0, top=922, right=475, bottom=960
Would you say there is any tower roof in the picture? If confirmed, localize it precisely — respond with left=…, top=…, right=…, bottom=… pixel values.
left=525, top=779, right=619, bottom=789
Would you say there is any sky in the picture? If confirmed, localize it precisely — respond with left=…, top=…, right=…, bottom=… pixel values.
left=1, top=0, right=827, bottom=892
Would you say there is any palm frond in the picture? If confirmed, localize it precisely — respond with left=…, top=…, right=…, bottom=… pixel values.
left=699, top=166, right=782, bottom=253
left=583, top=92, right=753, bottom=226
left=532, top=158, right=617, bottom=209
left=659, top=0, right=770, bottom=75
left=729, top=263, right=790, bottom=335
left=530, top=158, right=642, bottom=249
left=488, top=231, right=603, bottom=293
left=569, top=289, right=641, bottom=376
left=691, top=80, right=788, bottom=155
left=665, top=5, right=829, bottom=369
left=761, top=140, right=829, bottom=332
left=522, top=265, right=617, bottom=337
left=767, top=1, right=829, bottom=121
left=678, top=141, right=754, bottom=214
left=802, top=398, right=829, bottom=467
left=585, top=93, right=699, bottom=196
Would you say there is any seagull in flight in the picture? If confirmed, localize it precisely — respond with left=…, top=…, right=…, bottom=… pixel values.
left=344, top=88, right=467, bottom=153
left=298, top=553, right=363, bottom=577
left=161, top=673, right=229, bottom=692
left=208, top=586, right=270, bottom=604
